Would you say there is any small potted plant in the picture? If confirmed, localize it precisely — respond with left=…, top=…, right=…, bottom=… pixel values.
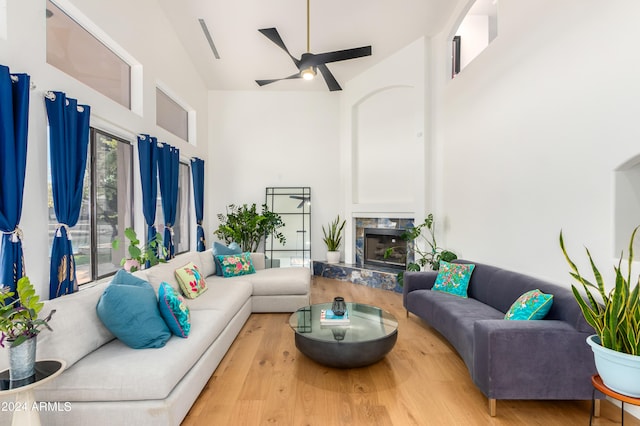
left=112, top=227, right=167, bottom=272
left=322, top=215, right=346, bottom=264
left=560, top=226, right=640, bottom=397
left=0, top=276, right=55, bottom=381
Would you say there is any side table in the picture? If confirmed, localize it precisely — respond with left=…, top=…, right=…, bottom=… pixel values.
left=590, top=374, right=640, bottom=426
left=0, top=359, right=66, bottom=426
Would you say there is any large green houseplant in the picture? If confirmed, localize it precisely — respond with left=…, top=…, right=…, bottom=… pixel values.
left=560, top=227, right=640, bottom=396
left=215, top=203, right=286, bottom=252
left=385, top=213, right=457, bottom=273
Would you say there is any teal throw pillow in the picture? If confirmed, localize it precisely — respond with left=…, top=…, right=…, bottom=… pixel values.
left=504, top=289, right=554, bottom=320
left=96, top=269, right=171, bottom=349
left=215, top=252, right=256, bottom=278
left=212, top=242, right=241, bottom=276
left=432, top=261, right=475, bottom=298
left=158, top=282, right=191, bottom=338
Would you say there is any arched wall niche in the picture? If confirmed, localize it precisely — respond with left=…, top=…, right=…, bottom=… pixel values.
left=351, top=84, right=419, bottom=206
left=614, top=154, right=640, bottom=257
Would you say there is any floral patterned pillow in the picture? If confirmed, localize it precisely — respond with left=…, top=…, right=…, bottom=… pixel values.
left=432, top=261, right=475, bottom=298
left=174, top=262, right=208, bottom=299
left=504, top=289, right=554, bottom=320
left=158, top=282, right=191, bottom=338
left=215, top=252, right=256, bottom=278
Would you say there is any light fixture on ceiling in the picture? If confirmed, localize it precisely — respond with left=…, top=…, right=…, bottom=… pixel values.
left=198, top=18, right=220, bottom=59
left=301, top=66, right=316, bottom=80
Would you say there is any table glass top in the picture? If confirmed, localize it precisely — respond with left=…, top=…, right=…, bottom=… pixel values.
left=289, top=302, right=398, bottom=343
left=0, top=360, right=64, bottom=391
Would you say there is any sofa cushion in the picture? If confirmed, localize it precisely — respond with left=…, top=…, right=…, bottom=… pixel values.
left=35, top=309, right=228, bottom=402
left=186, top=279, right=253, bottom=317
left=433, top=261, right=475, bottom=298
left=198, top=249, right=216, bottom=277
left=158, top=282, right=191, bottom=337
left=212, top=242, right=241, bottom=276
left=23, top=281, right=114, bottom=371
left=96, top=270, right=171, bottom=349
left=240, top=267, right=310, bottom=296
left=175, top=262, right=208, bottom=299
left=215, top=252, right=256, bottom=278
left=144, top=252, right=202, bottom=292
left=504, top=289, right=554, bottom=320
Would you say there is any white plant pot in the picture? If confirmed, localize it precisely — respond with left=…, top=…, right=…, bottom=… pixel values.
left=326, top=251, right=340, bottom=264
left=587, top=334, right=640, bottom=397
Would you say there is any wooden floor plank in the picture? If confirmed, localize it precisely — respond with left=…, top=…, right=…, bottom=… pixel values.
left=183, top=276, right=640, bottom=425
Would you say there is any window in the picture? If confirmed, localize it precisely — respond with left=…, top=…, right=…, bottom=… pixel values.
left=155, top=161, right=191, bottom=255
left=48, top=129, right=134, bottom=284
left=46, top=0, right=132, bottom=108
left=451, top=0, right=498, bottom=77
left=156, top=87, right=189, bottom=141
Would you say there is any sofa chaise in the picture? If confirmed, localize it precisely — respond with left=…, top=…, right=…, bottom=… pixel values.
left=0, top=250, right=310, bottom=425
left=403, top=259, right=599, bottom=416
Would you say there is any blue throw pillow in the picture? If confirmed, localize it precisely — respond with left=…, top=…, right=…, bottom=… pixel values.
left=212, top=241, right=241, bottom=276
left=158, top=282, right=191, bottom=338
left=504, top=289, right=554, bottom=320
left=432, top=261, right=475, bottom=298
left=96, top=270, right=171, bottom=349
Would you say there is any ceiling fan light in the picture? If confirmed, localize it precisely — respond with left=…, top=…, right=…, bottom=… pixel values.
left=301, top=66, right=316, bottom=80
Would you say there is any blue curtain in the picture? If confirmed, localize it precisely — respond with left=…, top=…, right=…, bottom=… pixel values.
left=137, top=135, right=159, bottom=259
left=191, top=158, right=205, bottom=252
left=0, top=66, right=29, bottom=293
left=158, top=143, right=179, bottom=259
left=45, top=91, right=90, bottom=299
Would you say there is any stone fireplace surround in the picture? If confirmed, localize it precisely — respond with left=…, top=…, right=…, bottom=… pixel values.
left=312, top=217, right=414, bottom=293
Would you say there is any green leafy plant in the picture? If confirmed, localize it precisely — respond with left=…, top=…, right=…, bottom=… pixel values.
left=322, top=215, right=346, bottom=251
left=112, top=227, right=167, bottom=272
left=0, top=276, right=55, bottom=348
left=215, top=204, right=286, bottom=252
left=386, top=213, right=457, bottom=272
left=560, top=227, right=640, bottom=356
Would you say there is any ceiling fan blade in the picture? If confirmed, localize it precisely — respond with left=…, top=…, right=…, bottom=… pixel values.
left=255, top=73, right=302, bottom=87
left=317, top=64, right=342, bottom=91
left=258, top=28, right=300, bottom=68
left=312, top=46, right=372, bottom=65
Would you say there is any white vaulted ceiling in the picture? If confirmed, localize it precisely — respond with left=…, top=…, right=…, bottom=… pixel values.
left=157, top=0, right=468, bottom=91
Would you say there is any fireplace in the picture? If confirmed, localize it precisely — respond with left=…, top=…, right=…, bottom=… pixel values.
left=363, top=228, right=407, bottom=270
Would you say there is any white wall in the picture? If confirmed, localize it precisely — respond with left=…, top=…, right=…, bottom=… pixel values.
left=0, top=0, right=209, bottom=298
left=207, top=90, right=340, bottom=259
left=456, top=14, right=489, bottom=70
left=341, top=37, right=427, bottom=263
left=435, top=0, right=640, bottom=286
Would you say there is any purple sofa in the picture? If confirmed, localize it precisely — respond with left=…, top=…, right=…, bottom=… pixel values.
left=403, top=260, right=599, bottom=416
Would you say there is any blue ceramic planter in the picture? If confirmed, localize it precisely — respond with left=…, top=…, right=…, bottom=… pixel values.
left=587, top=335, right=640, bottom=397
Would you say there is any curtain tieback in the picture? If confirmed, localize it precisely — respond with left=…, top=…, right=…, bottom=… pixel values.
left=165, top=225, right=174, bottom=237
left=55, top=223, right=72, bottom=240
left=2, top=227, right=23, bottom=243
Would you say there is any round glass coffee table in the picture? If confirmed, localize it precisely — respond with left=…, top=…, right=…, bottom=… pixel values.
left=289, top=302, right=398, bottom=368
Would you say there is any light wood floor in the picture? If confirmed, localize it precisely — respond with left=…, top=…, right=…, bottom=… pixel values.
left=182, top=276, right=639, bottom=425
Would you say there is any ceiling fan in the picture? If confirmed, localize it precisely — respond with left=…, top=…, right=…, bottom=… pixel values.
left=289, top=195, right=311, bottom=208
left=255, top=0, right=372, bottom=91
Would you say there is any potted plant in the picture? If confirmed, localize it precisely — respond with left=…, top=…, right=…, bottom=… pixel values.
left=214, top=203, right=286, bottom=252
left=560, top=226, right=640, bottom=397
left=322, top=215, right=346, bottom=264
left=112, top=227, right=166, bottom=272
left=0, top=276, right=55, bottom=381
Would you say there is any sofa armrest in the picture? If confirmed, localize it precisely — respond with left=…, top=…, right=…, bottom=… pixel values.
left=251, top=252, right=266, bottom=270
left=473, top=319, right=597, bottom=400
left=402, top=271, right=438, bottom=308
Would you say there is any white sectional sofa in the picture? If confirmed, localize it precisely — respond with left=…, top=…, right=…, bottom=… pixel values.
left=0, top=250, right=310, bottom=425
